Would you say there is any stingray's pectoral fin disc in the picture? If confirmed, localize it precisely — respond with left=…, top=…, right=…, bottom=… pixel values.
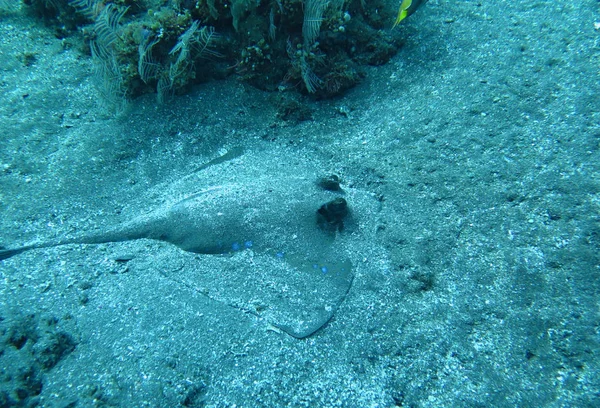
left=161, top=248, right=354, bottom=339
left=266, top=253, right=354, bottom=338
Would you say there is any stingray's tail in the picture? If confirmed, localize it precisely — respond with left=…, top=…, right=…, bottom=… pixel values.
left=0, top=246, right=32, bottom=261
left=0, top=235, right=115, bottom=261
left=0, top=241, right=65, bottom=261
left=0, top=218, right=156, bottom=262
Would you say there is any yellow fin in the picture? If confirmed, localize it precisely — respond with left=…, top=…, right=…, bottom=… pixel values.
left=393, top=0, right=413, bottom=28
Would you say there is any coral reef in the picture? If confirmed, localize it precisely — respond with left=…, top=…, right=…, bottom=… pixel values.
left=20, top=0, right=418, bottom=105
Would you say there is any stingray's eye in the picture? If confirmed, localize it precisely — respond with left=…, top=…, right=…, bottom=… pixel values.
left=317, top=175, right=342, bottom=191
left=316, top=197, right=348, bottom=232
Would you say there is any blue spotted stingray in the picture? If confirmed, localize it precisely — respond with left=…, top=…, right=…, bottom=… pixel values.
left=1, top=174, right=362, bottom=338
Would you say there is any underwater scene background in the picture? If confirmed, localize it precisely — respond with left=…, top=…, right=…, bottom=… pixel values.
left=0, top=0, right=599, bottom=406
